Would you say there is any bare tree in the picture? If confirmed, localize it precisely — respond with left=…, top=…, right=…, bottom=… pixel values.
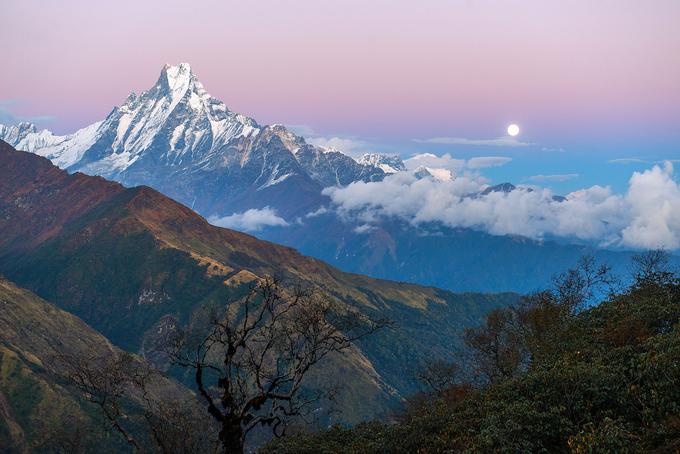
left=167, top=277, right=387, bottom=453
left=552, top=255, right=618, bottom=313
left=632, top=249, right=674, bottom=287
left=59, top=352, right=144, bottom=450
left=416, top=359, right=462, bottom=395
left=139, top=395, right=220, bottom=454
left=59, top=351, right=218, bottom=454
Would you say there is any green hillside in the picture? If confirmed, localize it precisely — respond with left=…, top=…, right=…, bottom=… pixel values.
left=0, top=278, right=198, bottom=452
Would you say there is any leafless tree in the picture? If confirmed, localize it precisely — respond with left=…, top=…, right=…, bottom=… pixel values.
left=167, top=277, right=387, bottom=453
left=58, top=351, right=218, bottom=453
left=59, top=352, right=144, bottom=450
left=632, top=249, right=675, bottom=287
left=416, top=359, right=462, bottom=395
left=552, top=255, right=618, bottom=313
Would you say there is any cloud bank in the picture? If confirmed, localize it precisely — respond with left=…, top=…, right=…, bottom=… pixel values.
left=529, top=173, right=579, bottom=182
left=403, top=153, right=512, bottom=172
left=322, top=162, right=680, bottom=250
left=414, top=136, right=532, bottom=147
left=609, top=158, right=648, bottom=165
left=209, top=207, right=289, bottom=232
left=0, top=100, right=54, bottom=129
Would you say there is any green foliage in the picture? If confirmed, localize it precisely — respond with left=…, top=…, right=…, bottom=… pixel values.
left=264, top=268, right=680, bottom=453
left=5, top=231, right=236, bottom=353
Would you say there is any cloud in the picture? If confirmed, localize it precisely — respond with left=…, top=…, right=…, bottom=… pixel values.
left=0, top=107, right=19, bottom=125
left=0, top=100, right=54, bottom=128
left=404, top=153, right=511, bottom=172
left=306, top=136, right=369, bottom=156
left=608, top=158, right=648, bottom=164
left=620, top=162, right=680, bottom=249
left=208, top=207, right=289, bottom=232
left=467, top=156, right=512, bottom=169
left=529, top=173, right=579, bottom=182
left=404, top=153, right=465, bottom=171
left=541, top=147, right=567, bottom=152
left=354, top=224, right=376, bottom=234
left=286, top=124, right=317, bottom=137
left=322, top=162, right=680, bottom=250
left=414, top=136, right=532, bottom=147
left=283, top=124, right=375, bottom=157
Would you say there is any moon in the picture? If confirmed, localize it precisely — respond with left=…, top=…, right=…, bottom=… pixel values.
left=507, top=124, right=520, bottom=136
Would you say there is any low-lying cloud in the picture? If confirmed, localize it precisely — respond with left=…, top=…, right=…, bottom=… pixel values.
left=403, top=153, right=512, bottom=172
left=306, top=136, right=368, bottom=156
left=414, top=136, right=532, bottom=147
left=322, top=162, right=680, bottom=250
left=209, top=207, right=289, bottom=232
left=467, top=156, right=513, bottom=169
left=529, top=173, right=579, bottom=182
left=609, top=158, right=648, bottom=165
left=0, top=100, right=55, bottom=129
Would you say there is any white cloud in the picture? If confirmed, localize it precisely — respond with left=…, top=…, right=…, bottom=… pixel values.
left=404, top=153, right=511, bottom=172
left=354, top=224, right=376, bottom=234
left=283, top=125, right=376, bottom=157
left=414, top=136, right=532, bottom=147
left=621, top=162, right=680, bottom=249
left=322, top=162, right=680, bottom=250
left=305, top=136, right=369, bottom=156
left=304, top=206, right=329, bottom=218
left=467, top=156, right=512, bottom=169
left=541, top=147, right=567, bottom=152
left=404, top=153, right=465, bottom=171
left=608, top=158, right=648, bottom=164
left=209, top=207, right=289, bottom=232
left=0, top=100, right=54, bottom=128
left=529, top=173, right=579, bottom=182
left=285, top=124, right=317, bottom=137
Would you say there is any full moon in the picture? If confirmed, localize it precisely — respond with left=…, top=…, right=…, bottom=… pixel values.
left=507, top=124, right=520, bottom=136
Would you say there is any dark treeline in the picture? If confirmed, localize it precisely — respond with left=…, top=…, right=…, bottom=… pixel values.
left=263, top=251, right=680, bottom=453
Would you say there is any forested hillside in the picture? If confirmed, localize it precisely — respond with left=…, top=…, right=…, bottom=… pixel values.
left=264, top=253, right=680, bottom=453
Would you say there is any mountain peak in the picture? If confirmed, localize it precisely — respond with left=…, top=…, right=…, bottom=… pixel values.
left=156, top=63, right=199, bottom=102
left=357, top=153, right=406, bottom=173
left=162, top=62, right=193, bottom=82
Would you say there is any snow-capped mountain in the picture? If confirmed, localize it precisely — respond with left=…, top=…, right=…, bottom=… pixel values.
left=357, top=153, right=406, bottom=174
left=412, top=165, right=453, bottom=181
left=0, top=63, right=388, bottom=218
left=295, top=147, right=386, bottom=187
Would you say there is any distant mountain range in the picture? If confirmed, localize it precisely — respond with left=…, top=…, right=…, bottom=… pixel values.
left=0, top=63, right=662, bottom=294
left=0, top=63, right=392, bottom=219
left=0, top=140, right=516, bottom=425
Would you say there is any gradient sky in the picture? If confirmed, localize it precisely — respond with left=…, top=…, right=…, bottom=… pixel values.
left=2, top=0, right=679, bottom=192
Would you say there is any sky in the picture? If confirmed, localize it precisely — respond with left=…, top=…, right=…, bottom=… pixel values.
left=2, top=0, right=679, bottom=194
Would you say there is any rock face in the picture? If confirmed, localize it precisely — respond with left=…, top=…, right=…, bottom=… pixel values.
left=0, top=63, right=389, bottom=219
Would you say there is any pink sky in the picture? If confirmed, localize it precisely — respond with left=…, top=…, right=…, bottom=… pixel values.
left=2, top=0, right=679, bottom=142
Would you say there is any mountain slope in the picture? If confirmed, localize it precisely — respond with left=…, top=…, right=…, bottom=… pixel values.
left=256, top=212, right=645, bottom=294
left=0, top=140, right=517, bottom=422
left=0, top=277, right=195, bottom=452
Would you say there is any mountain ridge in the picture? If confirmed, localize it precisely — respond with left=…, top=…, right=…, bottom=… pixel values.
left=0, top=63, right=394, bottom=220
left=0, top=139, right=517, bottom=422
